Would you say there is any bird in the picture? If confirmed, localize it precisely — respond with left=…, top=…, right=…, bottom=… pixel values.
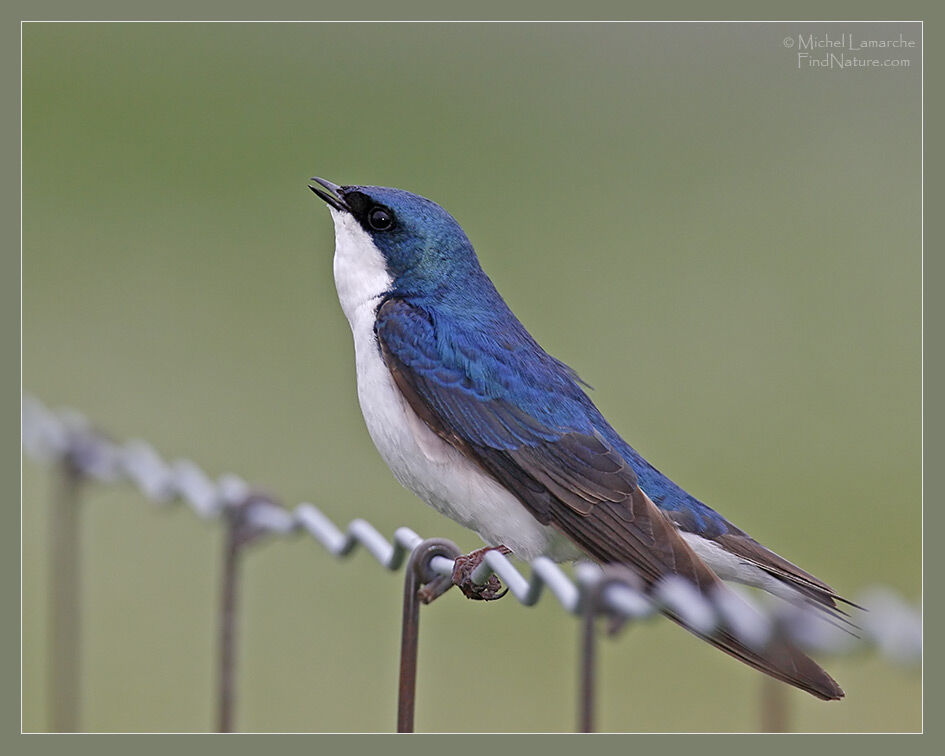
left=309, top=177, right=849, bottom=701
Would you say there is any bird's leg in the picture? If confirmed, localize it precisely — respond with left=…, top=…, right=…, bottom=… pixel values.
left=417, top=545, right=512, bottom=604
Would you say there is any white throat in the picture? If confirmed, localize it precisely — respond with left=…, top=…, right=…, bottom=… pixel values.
left=330, top=208, right=393, bottom=326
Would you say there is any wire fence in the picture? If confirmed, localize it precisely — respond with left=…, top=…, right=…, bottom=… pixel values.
left=22, top=395, right=922, bottom=732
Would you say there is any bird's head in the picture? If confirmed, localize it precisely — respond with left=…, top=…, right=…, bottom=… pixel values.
left=310, top=178, right=483, bottom=312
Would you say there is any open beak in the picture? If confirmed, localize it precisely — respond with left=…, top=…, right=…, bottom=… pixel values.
left=308, top=177, right=349, bottom=212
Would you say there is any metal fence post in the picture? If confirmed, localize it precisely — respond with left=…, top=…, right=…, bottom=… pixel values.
left=397, top=538, right=460, bottom=733
left=760, top=675, right=790, bottom=732
left=578, top=567, right=642, bottom=733
left=578, top=574, right=608, bottom=733
left=49, top=459, right=83, bottom=732
left=217, top=494, right=268, bottom=733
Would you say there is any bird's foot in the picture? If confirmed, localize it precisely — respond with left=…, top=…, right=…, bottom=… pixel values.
left=417, top=545, right=512, bottom=604
left=451, top=545, right=512, bottom=601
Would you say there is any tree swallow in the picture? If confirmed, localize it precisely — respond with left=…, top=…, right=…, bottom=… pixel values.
left=309, top=178, right=847, bottom=701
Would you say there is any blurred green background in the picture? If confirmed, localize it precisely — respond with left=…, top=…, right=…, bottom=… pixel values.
left=23, top=23, right=921, bottom=732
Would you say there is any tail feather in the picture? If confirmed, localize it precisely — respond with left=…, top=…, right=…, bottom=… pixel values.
left=714, top=532, right=862, bottom=613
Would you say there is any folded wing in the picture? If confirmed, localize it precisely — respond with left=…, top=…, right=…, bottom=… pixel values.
left=375, top=297, right=843, bottom=700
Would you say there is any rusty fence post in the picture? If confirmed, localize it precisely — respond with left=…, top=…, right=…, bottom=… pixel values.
left=217, top=494, right=269, bottom=733
left=48, top=459, right=83, bottom=732
left=760, top=674, right=790, bottom=732
left=397, top=538, right=460, bottom=733
left=578, top=567, right=642, bottom=733
left=578, top=575, right=606, bottom=733
left=217, top=506, right=242, bottom=733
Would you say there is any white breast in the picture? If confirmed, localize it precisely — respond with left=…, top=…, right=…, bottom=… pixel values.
left=329, top=208, right=578, bottom=560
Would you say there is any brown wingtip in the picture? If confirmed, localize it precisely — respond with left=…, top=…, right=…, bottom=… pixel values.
left=702, top=625, right=845, bottom=701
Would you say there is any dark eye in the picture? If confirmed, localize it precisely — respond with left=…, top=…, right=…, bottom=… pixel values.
left=368, top=206, right=394, bottom=231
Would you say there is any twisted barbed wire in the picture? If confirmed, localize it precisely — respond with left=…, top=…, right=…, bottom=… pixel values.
left=21, top=394, right=921, bottom=665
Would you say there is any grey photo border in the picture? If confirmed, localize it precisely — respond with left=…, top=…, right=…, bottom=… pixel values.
left=5, top=2, right=935, bottom=752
